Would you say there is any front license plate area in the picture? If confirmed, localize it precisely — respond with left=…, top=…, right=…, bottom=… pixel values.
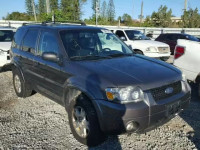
left=166, top=101, right=181, bottom=117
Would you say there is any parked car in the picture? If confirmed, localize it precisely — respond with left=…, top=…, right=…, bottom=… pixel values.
left=155, top=33, right=200, bottom=55
left=110, top=29, right=170, bottom=61
left=0, top=26, right=15, bottom=70
left=174, top=39, right=200, bottom=98
left=11, top=22, right=191, bottom=147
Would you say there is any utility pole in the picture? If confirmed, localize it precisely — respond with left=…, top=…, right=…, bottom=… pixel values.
left=95, top=0, right=99, bottom=26
left=184, top=0, right=187, bottom=11
left=139, top=1, right=144, bottom=23
left=46, top=0, right=51, bottom=14
left=32, top=0, right=37, bottom=22
left=132, top=0, right=134, bottom=20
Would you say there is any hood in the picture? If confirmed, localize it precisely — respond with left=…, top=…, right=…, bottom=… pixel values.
left=132, top=40, right=169, bottom=48
left=73, top=55, right=181, bottom=91
left=0, top=42, right=12, bottom=51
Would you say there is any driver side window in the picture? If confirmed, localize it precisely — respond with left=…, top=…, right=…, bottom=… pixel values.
left=38, top=31, right=59, bottom=56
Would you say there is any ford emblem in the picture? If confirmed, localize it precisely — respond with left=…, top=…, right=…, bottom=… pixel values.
left=165, top=87, right=174, bottom=94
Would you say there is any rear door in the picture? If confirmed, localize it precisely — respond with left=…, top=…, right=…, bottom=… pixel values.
left=20, top=28, right=40, bottom=82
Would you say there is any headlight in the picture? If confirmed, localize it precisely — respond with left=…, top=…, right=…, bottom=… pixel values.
left=182, top=74, right=187, bottom=82
left=146, top=47, right=157, bottom=52
left=105, top=86, right=144, bottom=103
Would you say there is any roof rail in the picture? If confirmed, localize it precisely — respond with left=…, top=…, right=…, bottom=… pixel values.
left=22, top=22, right=43, bottom=26
left=42, top=21, right=86, bottom=26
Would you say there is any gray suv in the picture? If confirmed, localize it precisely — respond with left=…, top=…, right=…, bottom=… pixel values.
left=10, top=22, right=191, bottom=147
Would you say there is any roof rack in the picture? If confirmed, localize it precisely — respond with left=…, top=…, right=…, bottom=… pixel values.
left=22, top=22, right=42, bottom=26
left=42, top=21, right=86, bottom=26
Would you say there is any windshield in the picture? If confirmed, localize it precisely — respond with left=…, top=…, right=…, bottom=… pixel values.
left=60, top=29, right=134, bottom=60
left=125, top=30, right=150, bottom=40
left=186, top=34, right=199, bottom=42
left=0, top=30, right=14, bottom=42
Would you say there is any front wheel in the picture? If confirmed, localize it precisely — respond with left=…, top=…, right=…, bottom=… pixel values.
left=68, top=96, right=106, bottom=147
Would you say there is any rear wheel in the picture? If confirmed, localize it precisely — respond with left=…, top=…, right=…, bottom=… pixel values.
left=68, top=95, right=106, bottom=147
left=13, top=68, right=32, bottom=98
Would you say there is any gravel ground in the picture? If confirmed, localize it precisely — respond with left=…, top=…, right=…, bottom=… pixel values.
left=0, top=60, right=200, bottom=149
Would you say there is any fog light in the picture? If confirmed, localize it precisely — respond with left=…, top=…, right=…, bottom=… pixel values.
left=126, top=121, right=139, bottom=132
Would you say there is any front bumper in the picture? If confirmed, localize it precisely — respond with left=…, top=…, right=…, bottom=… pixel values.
left=0, top=51, right=10, bottom=67
left=144, top=52, right=170, bottom=58
left=92, top=82, right=191, bottom=134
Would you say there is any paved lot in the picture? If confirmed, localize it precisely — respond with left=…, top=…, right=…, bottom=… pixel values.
left=0, top=57, right=200, bottom=150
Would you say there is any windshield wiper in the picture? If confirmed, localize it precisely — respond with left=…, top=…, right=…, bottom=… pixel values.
left=70, top=55, right=112, bottom=60
left=108, top=53, right=134, bottom=58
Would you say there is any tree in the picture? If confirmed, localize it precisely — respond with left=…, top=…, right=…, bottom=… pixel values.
left=61, top=0, right=74, bottom=20
left=121, top=13, right=133, bottom=26
left=4, top=12, right=32, bottom=21
left=101, top=1, right=107, bottom=20
left=151, top=5, right=172, bottom=27
left=182, top=8, right=200, bottom=28
left=107, top=0, right=115, bottom=23
left=50, top=0, right=58, bottom=11
left=25, top=0, right=33, bottom=16
left=38, top=0, right=46, bottom=15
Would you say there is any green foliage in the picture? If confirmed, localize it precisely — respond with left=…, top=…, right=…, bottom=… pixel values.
left=4, top=12, right=33, bottom=21
left=121, top=13, right=132, bottom=26
left=182, top=8, right=200, bottom=28
left=107, top=0, right=115, bottom=23
left=151, top=5, right=172, bottom=27
left=101, top=1, right=107, bottom=21
left=50, top=0, right=59, bottom=11
left=25, top=0, right=33, bottom=16
left=38, top=0, right=46, bottom=14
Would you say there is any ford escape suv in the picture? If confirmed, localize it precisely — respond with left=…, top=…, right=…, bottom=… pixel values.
left=10, top=22, right=191, bottom=147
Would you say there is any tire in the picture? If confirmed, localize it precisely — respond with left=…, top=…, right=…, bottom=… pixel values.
left=160, top=57, right=170, bottom=61
left=68, top=95, right=106, bottom=147
left=135, top=50, right=143, bottom=55
left=13, top=68, right=32, bottom=98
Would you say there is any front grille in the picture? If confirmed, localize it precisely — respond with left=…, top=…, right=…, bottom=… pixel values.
left=158, top=47, right=169, bottom=53
left=151, top=81, right=182, bottom=101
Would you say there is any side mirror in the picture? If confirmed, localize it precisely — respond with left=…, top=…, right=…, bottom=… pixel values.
left=120, top=36, right=126, bottom=41
left=42, top=52, right=62, bottom=64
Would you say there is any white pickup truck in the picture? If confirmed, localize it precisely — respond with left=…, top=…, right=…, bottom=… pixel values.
left=173, top=39, right=200, bottom=97
left=110, top=29, right=171, bottom=61
left=0, top=27, right=15, bottom=70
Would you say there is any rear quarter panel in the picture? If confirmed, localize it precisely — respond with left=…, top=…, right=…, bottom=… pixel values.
left=174, top=39, right=200, bottom=81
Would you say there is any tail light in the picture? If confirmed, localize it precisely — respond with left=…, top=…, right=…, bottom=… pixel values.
left=174, top=46, right=185, bottom=59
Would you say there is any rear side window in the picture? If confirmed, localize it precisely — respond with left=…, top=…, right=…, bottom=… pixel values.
left=0, top=30, right=14, bottom=42
left=12, top=28, right=24, bottom=49
left=38, top=31, right=59, bottom=56
left=166, top=34, right=179, bottom=41
left=22, top=29, right=39, bottom=53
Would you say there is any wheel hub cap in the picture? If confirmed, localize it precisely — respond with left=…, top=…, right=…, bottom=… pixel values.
left=14, top=75, right=21, bottom=93
left=72, top=106, right=89, bottom=138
